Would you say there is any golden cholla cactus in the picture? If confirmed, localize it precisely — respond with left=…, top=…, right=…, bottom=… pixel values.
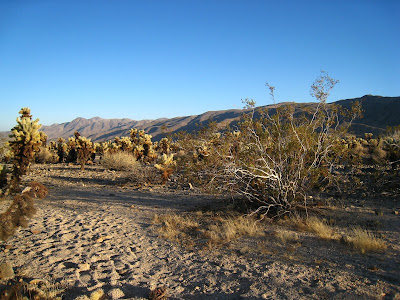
left=39, top=131, right=48, bottom=147
left=159, top=137, right=170, bottom=154
left=155, top=154, right=176, bottom=184
left=129, top=128, right=139, bottom=145
left=119, top=136, right=133, bottom=152
left=76, top=136, right=95, bottom=170
left=8, top=108, right=42, bottom=192
left=19, top=107, right=32, bottom=119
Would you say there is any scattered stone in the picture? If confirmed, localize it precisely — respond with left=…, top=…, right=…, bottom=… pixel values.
left=0, top=261, right=15, bottom=280
left=108, top=288, right=125, bottom=299
left=79, top=263, right=91, bottom=271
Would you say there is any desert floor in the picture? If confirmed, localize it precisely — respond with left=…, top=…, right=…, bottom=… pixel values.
left=1, top=164, right=400, bottom=299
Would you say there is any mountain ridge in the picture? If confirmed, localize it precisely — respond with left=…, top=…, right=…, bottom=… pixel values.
left=1, top=95, right=399, bottom=143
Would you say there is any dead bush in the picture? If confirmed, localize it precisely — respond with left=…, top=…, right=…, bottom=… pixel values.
left=101, top=151, right=139, bottom=171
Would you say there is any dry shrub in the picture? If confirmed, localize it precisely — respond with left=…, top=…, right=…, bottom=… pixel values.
left=101, top=151, right=138, bottom=171
left=177, top=72, right=362, bottom=217
left=127, top=164, right=162, bottom=185
left=344, top=227, right=387, bottom=254
left=35, top=147, right=58, bottom=164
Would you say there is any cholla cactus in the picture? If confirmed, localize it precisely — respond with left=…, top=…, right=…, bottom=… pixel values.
left=39, top=131, right=48, bottom=147
left=196, top=144, right=210, bottom=160
left=67, top=137, right=78, bottom=162
left=129, top=128, right=139, bottom=145
left=8, top=108, right=42, bottom=192
left=57, top=138, right=68, bottom=163
left=118, top=136, right=134, bottom=152
left=76, top=136, right=95, bottom=170
left=0, top=181, right=48, bottom=241
left=159, top=138, right=171, bottom=155
left=0, top=164, right=9, bottom=192
left=130, top=129, right=157, bottom=162
left=155, top=154, right=176, bottom=184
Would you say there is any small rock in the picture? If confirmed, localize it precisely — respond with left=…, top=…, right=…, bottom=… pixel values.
left=78, top=263, right=91, bottom=271
left=393, top=210, right=399, bottom=215
left=0, top=261, right=15, bottom=280
left=108, top=288, right=125, bottom=299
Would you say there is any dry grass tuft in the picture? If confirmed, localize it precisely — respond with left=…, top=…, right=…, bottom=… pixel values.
left=344, top=227, right=387, bottom=254
left=152, top=214, right=200, bottom=247
left=304, top=217, right=338, bottom=240
left=205, top=215, right=262, bottom=246
left=101, top=151, right=139, bottom=171
left=275, top=229, right=299, bottom=245
left=152, top=213, right=263, bottom=249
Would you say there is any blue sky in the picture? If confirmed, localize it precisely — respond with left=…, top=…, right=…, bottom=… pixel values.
left=0, top=0, right=399, bottom=131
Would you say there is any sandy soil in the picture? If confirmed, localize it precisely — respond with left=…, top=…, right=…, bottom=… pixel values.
left=1, top=164, right=400, bottom=299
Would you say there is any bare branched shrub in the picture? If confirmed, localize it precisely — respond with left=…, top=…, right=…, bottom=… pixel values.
left=179, top=72, right=361, bottom=217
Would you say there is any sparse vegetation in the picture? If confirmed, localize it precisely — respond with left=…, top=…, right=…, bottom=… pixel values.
left=152, top=212, right=263, bottom=249
left=2, top=79, right=398, bottom=299
left=344, top=227, right=387, bottom=254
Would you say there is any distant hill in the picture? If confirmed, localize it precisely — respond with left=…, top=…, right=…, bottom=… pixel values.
left=1, top=95, right=399, bottom=143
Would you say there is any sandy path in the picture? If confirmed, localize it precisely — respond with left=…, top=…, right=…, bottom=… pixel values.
left=1, top=165, right=399, bottom=299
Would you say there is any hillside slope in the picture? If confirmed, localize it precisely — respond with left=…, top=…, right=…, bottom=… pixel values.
left=2, top=95, right=399, bottom=142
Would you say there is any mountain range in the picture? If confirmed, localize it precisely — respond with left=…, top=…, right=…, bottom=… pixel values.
left=2, top=95, right=399, bottom=143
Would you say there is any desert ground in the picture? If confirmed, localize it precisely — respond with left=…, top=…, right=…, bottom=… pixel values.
left=1, top=163, right=399, bottom=299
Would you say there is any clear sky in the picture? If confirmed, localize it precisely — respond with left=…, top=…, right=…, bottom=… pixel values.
left=1, top=0, right=399, bottom=131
